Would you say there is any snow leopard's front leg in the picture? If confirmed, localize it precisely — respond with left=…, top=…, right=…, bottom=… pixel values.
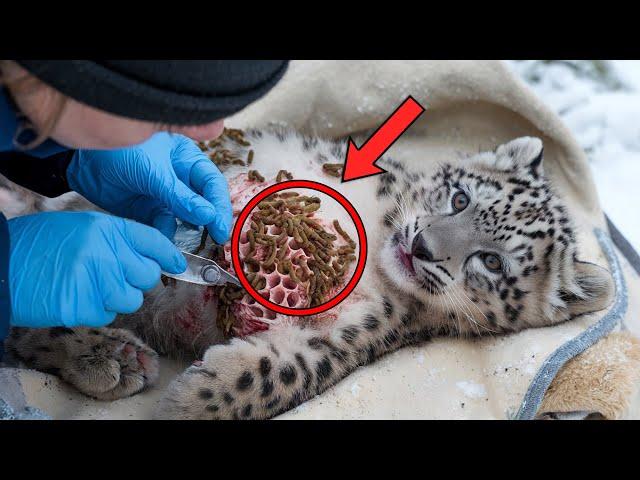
left=155, top=293, right=431, bottom=420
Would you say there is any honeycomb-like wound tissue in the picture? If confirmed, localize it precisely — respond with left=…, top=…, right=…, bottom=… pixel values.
left=220, top=184, right=357, bottom=337
left=239, top=222, right=308, bottom=312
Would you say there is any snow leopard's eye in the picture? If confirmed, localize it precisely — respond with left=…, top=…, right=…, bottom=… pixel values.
left=481, top=253, right=502, bottom=272
left=452, top=191, right=469, bottom=212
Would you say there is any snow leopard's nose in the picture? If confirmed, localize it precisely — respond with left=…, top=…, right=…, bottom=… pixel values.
left=411, top=231, right=434, bottom=262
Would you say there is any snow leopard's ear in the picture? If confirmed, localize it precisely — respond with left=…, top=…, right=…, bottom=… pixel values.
left=487, top=137, right=544, bottom=178
left=561, top=261, right=615, bottom=319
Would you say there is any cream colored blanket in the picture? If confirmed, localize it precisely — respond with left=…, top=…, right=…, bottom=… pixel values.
left=4, top=60, right=640, bottom=419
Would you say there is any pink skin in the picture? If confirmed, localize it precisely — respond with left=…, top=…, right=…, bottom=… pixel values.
left=123, top=342, right=154, bottom=374
left=396, top=244, right=416, bottom=276
left=136, top=350, right=155, bottom=372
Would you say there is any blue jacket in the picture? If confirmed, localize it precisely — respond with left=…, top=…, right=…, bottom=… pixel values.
left=0, top=88, right=75, bottom=358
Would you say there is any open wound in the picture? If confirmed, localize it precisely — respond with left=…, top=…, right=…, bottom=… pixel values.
left=217, top=190, right=357, bottom=336
left=169, top=129, right=357, bottom=338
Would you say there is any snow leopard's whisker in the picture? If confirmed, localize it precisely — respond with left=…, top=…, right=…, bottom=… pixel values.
left=446, top=285, right=482, bottom=336
left=384, top=212, right=403, bottom=232
left=447, top=295, right=463, bottom=337
left=442, top=289, right=463, bottom=338
left=448, top=287, right=481, bottom=336
left=389, top=188, right=411, bottom=232
left=457, top=288, right=494, bottom=331
left=389, top=201, right=405, bottom=231
left=451, top=287, right=485, bottom=330
left=454, top=286, right=486, bottom=322
left=396, top=188, right=411, bottom=225
left=400, top=195, right=413, bottom=228
left=454, top=287, right=498, bottom=336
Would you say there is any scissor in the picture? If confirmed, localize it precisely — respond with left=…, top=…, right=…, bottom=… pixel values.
left=162, top=251, right=241, bottom=287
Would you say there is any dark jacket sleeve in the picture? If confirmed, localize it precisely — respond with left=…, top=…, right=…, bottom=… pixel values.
left=0, top=213, right=10, bottom=360
left=0, top=149, right=75, bottom=198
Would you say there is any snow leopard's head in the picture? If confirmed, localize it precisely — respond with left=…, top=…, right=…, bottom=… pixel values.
left=379, top=137, right=614, bottom=335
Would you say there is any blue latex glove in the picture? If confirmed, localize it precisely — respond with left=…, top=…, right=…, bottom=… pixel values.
left=67, top=133, right=233, bottom=243
left=7, top=211, right=187, bottom=328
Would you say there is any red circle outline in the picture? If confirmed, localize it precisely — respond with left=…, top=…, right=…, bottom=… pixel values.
left=231, top=180, right=367, bottom=316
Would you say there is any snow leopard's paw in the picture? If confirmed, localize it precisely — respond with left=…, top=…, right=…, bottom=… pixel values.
left=6, top=326, right=159, bottom=400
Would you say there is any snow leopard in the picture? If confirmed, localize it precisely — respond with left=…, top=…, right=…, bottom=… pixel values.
left=2, top=130, right=614, bottom=419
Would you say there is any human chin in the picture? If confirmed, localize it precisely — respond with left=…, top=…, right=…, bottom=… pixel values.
left=176, top=119, right=225, bottom=142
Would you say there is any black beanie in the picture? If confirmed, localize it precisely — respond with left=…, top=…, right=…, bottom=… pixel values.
left=16, top=60, right=288, bottom=125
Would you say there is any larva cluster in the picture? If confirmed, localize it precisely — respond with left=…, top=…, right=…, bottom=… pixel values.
left=241, top=191, right=357, bottom=306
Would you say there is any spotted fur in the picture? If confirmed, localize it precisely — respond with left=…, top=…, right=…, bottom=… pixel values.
left=1, top=132, right=614, bottom=419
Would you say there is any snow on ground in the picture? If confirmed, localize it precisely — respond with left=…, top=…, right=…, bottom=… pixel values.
left=507, top=60, right=640, bottom=252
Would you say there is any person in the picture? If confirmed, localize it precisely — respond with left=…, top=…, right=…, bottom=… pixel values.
left=0, top=60, right=288, bottom=358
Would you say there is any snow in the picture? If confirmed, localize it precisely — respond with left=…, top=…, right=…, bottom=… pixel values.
left=507, top=60, right=640, bottom=252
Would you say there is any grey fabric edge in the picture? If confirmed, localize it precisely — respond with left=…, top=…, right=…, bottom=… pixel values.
left=0, top=368, right=51, bottom=420
left=515, top=228, right=629, bottom=420
left=606, top=214, right=640, bottom=276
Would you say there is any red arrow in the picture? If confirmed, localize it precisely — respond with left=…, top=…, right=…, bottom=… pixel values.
left=342, top=96, right=425, bottom=182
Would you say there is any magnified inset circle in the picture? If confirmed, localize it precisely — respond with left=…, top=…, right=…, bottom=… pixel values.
left=231, top=180, right=367, bottom=316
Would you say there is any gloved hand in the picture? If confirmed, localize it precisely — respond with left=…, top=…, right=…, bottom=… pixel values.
left=7, top=211, right=187, bottom=328
left=67, top=132, right=233, bottom=243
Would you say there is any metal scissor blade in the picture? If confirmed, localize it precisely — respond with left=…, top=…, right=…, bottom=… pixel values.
left=162, top=251, right=241, bottom=287
left=207, top=264, right=242, bottom=287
